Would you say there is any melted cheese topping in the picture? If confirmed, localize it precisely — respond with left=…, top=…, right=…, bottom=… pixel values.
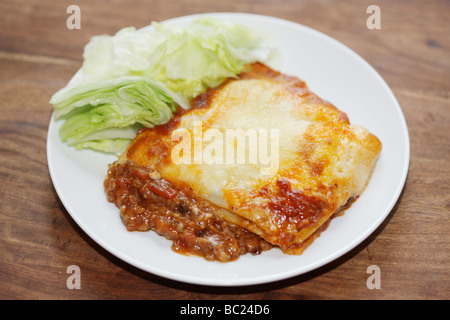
left=123, top=63, right=382, bottom=253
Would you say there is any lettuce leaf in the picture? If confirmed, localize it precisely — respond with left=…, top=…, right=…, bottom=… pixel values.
left=72, top=138, right=133, bottom=154
left=53, top=78, right=176, bottom=153
left=50, top=17, right=281, bottom=154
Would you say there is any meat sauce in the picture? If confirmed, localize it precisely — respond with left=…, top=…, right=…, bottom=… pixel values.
left=104, top=161, right=272, bottom=262
left=261, top=179, right=326, bottom=229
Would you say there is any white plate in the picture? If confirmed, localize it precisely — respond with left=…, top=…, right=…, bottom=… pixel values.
left=47, top=13, right=410, bottom=286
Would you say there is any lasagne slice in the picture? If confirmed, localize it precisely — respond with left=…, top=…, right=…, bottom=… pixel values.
left=104, top=62, right=382, bottom=261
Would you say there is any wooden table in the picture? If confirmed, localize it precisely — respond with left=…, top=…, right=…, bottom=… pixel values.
left=1, top=0, right=449, bottom=300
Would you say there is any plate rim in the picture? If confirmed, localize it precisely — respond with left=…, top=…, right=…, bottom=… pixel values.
left=47, top=12, right=410, bottom=287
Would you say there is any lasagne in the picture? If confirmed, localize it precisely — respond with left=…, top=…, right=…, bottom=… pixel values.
left=104, top=62, right=382, bottom=262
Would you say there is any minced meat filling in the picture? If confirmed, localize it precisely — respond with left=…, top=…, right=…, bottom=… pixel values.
left=104, top=161, right=272, bottom=262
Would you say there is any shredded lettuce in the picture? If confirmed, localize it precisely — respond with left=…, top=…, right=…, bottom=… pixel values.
left=50, top=17, right=281, bottom=154
left=52, top=78, right=176, bottom=154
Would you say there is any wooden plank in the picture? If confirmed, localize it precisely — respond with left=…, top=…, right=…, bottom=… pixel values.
left=0, top=0, right=449, bottom=300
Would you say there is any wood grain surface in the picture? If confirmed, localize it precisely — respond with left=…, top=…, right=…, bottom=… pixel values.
left=1, top=0, right=449, bottom=300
